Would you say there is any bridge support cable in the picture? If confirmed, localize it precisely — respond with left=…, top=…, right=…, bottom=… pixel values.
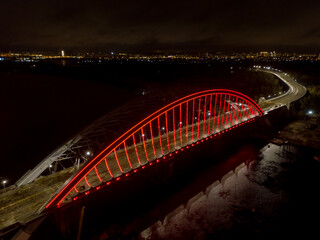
left=94, top=167, right=103, bottom=183
left=228, top=96, right=234, bottom=127
left=114, top=149, right=124, bottom=173
left=221, top=94, right=227, bottom=129
left=104, top=158, right=113, bottom=178
left=192, top=99, right=195, bottom=141
left=227, top=97, right=232, bottom=127
left=224, top=95, right=231, bottom=129
left=197, top=98, right=201, bottom=140
left=157, top=117, right=164, bottom=155
left=186, top=101, right=189, bottom=144
left=212, top=94, right=217, bottom=134
left=84, top=177, right=91, bottom=188
left=149, top=122, right=157, bottom=158
left=216, top=94, right=222, bottom=132
left=231, top=97, right=238, bottom=125
left=165, top=111, right=170, bottom=152
left=203, top=95, right=207, bottom=138
left=141, top=128, right=150, bottom=162
left=239, top=100, right=244, bottom=121
left=124, top=142, right=133, bottom=169
left=207, top=94, right=212, bottom=135
left=172, top=108, right=177, bottom=149
left=42, top=89, right=264, bottom=210
left=132, top=135, right=142, bottom=165
left=179, top=104, right=182, bottom=147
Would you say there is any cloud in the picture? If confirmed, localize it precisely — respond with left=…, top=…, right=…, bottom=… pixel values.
left=0, top=0, right=319, bottom=52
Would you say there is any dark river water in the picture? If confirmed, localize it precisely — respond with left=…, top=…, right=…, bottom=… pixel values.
left=67, top=141, right=320, bottom=240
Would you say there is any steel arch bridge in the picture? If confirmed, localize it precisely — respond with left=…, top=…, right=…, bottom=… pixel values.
left=40, top=89, right=263, bottom=210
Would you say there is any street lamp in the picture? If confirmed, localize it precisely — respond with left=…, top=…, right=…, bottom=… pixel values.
left=307, top=110, right=313, bottom=115
left=2, top=180, right=7, bottom=188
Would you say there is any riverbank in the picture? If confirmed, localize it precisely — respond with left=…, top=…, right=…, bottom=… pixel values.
left=274, top=117, right=320, bottom=150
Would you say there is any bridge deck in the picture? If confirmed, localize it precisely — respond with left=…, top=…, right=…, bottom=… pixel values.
left=0, top=168, right=73, bottom=230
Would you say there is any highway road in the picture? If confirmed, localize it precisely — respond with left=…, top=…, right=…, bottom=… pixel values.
left=255, top=67, right=307, bottom=112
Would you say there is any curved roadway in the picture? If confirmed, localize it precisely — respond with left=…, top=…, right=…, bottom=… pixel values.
left=256, top=68, right=307, bottom=112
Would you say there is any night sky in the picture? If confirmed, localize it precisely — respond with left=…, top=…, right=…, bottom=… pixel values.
left=0, top=0, right=319, bottom=53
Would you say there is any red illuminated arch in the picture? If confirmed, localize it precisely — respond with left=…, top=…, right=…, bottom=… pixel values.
left=43, top=89, right=263, bottom=210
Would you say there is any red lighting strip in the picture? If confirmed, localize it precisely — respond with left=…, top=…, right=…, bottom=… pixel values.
left=252, top=108, right=256, bottom=117
left=237, top=100, right=243, bottom=122
left=203, top=95, right=207, bottom=137
left=141, top=128, right=150, bottom=162
left=124, top=142, right=133, bottom=169
left=212, top=93, right=217, bottom=133
left=132, top=135, right=141, bottom=165
left=248, top=104, right=253, bottom=118
left=216, top=94, right=222, bottom=132
left=172, top=108, right=177, bottom=149
left=240, top=100, right=246, bottom=120
left=94, top=167, right=103, bottom=182
left=192, top=99, right=195, bottom=141
left=221, top=94, right=226, bottom=129
left=232, top=97, right=238, bottom=125
left=197, top=97, right=201, bottom=140
left=104, top=158, right=113, bottom=178
left=114, top=149, right=124, bottom=173
left=239, top=100, right=245, bottom=121
left=252, top=106, right=256, bottom=117
left=208, top=94, right=212, bottom=135
left=224, top=94, right=230, bottom=129
left=244, top=101, right=249, bottom=119
left=235, top=100, right=241, bottom=124
left=157, top=117, right=164, bottom=155
left=85, top=176, right=91, bottom=187
left=149, top=122, right=157, bottom=158
left=247, top=106, right=252, bottom=119
left=165, top=111, right=170, bottom=152
left=186, top=101, right=189, bottom=144
left=45, top=89, right=264, bottom=209
left=179, top=104, right=182, bottom=147
left=227, top=95, right=233, bottom=127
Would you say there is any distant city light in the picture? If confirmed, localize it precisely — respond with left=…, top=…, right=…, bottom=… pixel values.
left=308, top=110, right=313, bottom=115
left=86, top=151, right=91, bottom=156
